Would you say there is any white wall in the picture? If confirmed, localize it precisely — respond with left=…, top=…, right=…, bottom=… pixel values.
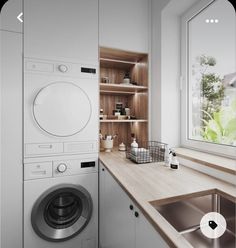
left=151, top=0, right=199, bottom=147
left=150, top=0, right=170, bottom=142
left=161, top=4, right=181, bottom=147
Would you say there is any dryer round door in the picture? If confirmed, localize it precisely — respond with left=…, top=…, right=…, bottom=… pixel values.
left=33, top=82, right=92, bottom=137
left=31, top=184, right=93, bottom=242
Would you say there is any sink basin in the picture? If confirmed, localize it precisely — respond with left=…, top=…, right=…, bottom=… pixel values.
left=150, top=191, right=236, bottom=248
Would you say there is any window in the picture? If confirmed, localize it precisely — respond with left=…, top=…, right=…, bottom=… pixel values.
left=181, top=0, right=236, bottom=158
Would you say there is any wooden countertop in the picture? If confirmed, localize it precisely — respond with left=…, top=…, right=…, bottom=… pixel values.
left=99, top=151, right=236, bottom=248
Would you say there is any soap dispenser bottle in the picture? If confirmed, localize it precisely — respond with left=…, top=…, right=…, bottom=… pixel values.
left=131, top=138, right=138, bottom=150
left=166, top=148, right=173, bottom=167
left=170, top=152, right=179, bottom=169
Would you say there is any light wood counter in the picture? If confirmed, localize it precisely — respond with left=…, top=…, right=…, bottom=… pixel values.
left=99, top=151, right=236, bottom=248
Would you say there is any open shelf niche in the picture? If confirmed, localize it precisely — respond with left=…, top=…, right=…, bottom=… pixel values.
left=99, top=47, right=149, bottom=148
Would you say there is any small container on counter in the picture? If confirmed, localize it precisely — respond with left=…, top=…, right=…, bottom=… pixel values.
left=119, top=142, right=126, bottom=151
left=100, top=133, right=117, bottom=152
left=101, top=139, right=113, bottom=152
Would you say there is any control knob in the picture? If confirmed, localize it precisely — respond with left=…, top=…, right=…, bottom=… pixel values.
left=58, top=64, right=68, bottom=73
left=57, top=163, right=67, bottom=173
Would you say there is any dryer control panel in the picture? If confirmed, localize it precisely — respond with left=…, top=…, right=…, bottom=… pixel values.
left=25, top=58, right=98, bottom=78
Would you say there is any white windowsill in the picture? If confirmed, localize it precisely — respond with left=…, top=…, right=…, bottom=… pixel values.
left=175, top=147, right=236, bottom=175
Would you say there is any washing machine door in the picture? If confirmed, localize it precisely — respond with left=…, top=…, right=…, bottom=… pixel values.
left=33, top=82, right=92, bottom=137
left=31, top=184, right=93, bottom=242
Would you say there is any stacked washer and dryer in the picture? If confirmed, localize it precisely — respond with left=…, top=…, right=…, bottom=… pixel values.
left=23, top=58, right=99, bottom=248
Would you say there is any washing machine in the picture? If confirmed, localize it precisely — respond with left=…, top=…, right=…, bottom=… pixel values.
left=24, top=58, right=99, bottom=159
left=24, top=155, right=98, bottom=248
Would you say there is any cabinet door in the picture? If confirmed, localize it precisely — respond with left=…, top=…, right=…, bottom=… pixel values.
left=99, top=163, right=107, bottom=247
left=24, top=0, right=98, bottom=63
left=135, top=211, right=169, bottom=248
left=0, top=30, right=23, bottom=248
left=99, top=0, right=149, bottom=53
left=99, top=162, right=135, bottom=248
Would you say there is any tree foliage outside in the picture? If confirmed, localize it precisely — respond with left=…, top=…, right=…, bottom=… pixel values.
left=199, top=55, right=225, bottom=123
left=192, top=55, right=236, bottom=146
left=201, top=100, right=236, bottom=145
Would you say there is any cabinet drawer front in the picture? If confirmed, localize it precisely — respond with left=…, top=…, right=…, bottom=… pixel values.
left=64, top=141, right=97, bottom=153
left=25, top=143, right=63, bottom=155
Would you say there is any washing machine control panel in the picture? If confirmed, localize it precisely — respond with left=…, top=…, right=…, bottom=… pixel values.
left=24, top=159, right=98, bottom=180
left=57, top=163, right=67, bottom=173
left=53, top=159, right=98, bottom=177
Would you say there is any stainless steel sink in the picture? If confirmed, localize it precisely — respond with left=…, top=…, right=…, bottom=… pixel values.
left=150, top=191, right=236, bottom=248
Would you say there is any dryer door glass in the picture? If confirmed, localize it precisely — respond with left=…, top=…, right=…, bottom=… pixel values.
left=33, top=82, right=92, bottom=137
left=31, top=185, right=93, bottom=242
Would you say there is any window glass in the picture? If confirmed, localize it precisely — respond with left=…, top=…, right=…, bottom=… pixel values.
left=188, top=0, right=236, bottom=147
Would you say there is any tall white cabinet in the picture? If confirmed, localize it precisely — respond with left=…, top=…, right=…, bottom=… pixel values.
left=0, top=1, right=23, bottom=248
left=99, top=0, right=150, bottom=53
left=24, top=0, right=99, bottom=63
left=99, top=162, right=169, bottom=248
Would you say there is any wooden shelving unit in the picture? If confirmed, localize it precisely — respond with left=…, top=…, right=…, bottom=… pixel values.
left=100, top=83, right=148, bottom=95
left=100, top=119, right=148, bottom=123
left=99, top=47, right=149, bottom=148
left=100, top=58, right=136, bottom=70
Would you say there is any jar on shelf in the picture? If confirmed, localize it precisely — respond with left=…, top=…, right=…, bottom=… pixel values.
left=123, top=72, right=131, bottom=85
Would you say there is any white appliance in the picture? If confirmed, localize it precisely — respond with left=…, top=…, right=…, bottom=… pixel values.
left=24, top=155, right=98, bottom=248
left=24, top=58, right=99, bottom=158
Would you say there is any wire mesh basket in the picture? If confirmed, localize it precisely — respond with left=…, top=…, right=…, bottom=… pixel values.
left=126, top=141, right=168, bottom=164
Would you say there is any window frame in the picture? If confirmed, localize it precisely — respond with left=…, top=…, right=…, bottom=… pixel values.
left=180, top=0, right=236, bottom=159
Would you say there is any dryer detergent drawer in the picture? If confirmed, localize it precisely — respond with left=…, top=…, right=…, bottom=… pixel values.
left=24, top=162, right=52, bottom=180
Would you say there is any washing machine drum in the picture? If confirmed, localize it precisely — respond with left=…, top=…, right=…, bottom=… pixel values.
left=31, top=184, right=93, bottom=242
left=33, top=82, right=92, bottom=137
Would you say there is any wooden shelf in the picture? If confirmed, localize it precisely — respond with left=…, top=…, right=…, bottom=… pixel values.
left=100, top=83, right=148, bottom=95
left=100, top=119, right=148, bottom=123
left=100, top=58, right=136, bottom=70
left=100, top=47, right=147, bottom=62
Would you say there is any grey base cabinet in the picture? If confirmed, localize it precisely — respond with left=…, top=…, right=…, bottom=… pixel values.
left=135, top=208, right=169, bottom=248
left=99, top=162, right=169, bottom=248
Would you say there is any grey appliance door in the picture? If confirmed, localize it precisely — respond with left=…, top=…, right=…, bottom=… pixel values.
left=31, top=184, right=93, bottom=242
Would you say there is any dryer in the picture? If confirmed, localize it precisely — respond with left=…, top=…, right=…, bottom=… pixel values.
left=24, top=155, right=98, bottom=248
left=24, top=58, right=99, bottom=158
